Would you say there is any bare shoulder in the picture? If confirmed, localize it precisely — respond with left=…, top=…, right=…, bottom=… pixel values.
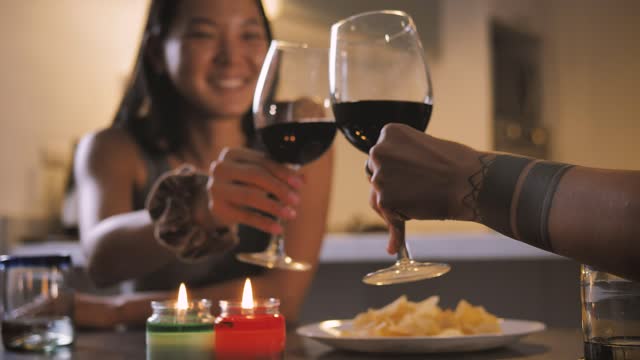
left=74, top=127, right=142, bottom=180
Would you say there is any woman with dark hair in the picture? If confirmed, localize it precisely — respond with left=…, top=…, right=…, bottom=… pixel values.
left=73, top=0, right=333, bottom=328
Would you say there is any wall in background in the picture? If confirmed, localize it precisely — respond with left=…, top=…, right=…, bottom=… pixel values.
left=543, top=0, right=640, bottom=169
left=488, top=0, right=640, bottom=169
left=0, top=1, right=149, bottom=217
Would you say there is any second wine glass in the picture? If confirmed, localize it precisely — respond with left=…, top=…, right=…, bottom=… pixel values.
left=330, top=10, right=450, bottom=285
left=235, top=41, right=336, bottom=271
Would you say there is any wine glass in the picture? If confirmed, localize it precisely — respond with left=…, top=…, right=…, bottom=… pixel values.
left=235, top=40, right=336, bottom=271
left=330, top=10, right=450, bottom=285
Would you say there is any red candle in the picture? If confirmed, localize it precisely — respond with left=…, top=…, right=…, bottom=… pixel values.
left=214, top=279, right=285, bottom=359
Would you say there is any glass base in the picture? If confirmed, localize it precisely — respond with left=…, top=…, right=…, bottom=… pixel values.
left=236, top=252, right=311, bottom=271
left=1, top=316, right=74, bottom=353
left=362, top=260, right=451, bottom=286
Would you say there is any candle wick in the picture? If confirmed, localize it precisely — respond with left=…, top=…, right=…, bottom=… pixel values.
left=177, top=308, right=187, bottom=324
left=241, top=307, right=254, bottom=316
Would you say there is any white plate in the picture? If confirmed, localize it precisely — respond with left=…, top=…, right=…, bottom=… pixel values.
left=296, top=318, right=546, bottom=354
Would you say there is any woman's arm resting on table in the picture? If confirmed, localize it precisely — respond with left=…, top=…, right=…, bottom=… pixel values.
left=75, top=129, right=175, bottom=288
left=81, top=145, right=335, bottom=328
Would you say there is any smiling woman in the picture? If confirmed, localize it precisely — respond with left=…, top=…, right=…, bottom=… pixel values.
left=153, top=1, right=270, bottom=119
left=71, top=0, right=334, bottom=328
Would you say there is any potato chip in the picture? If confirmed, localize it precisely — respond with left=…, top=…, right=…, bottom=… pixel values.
left=345, top=295, right=501, bottom=337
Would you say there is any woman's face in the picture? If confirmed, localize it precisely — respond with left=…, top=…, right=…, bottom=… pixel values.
left=160, top=0, right=269, bottom=118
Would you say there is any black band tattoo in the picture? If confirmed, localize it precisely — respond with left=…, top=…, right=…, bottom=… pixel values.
left=475, top=155, right=533, bottom=238
left=515, top=162, right=574, bottom=252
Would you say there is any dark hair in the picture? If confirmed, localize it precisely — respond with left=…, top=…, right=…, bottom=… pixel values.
left=113, top=0, right=273, bottom=154
left=60, top=1, right=271, bottom=235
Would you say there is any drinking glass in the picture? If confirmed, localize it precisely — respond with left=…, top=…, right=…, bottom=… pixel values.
left=581, top=265, right=640, bottom=359
left=1, top=255, right=74, bottom=352
left=235, top=40, right=336, bottom=271
left=330, top=10, right=450, bottom=285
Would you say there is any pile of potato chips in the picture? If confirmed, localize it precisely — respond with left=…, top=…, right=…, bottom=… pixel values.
left=346, top=295, right=501, bottom=337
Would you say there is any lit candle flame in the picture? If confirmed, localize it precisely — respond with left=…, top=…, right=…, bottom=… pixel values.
left=177, top=283, right=189, bottom=310
left=241, top=278, right=254, bottom=310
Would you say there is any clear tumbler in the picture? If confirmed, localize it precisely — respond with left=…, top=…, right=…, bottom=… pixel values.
left=582, top=265, right=640, bottom=359
left=1, top=255, right=74, bottom=352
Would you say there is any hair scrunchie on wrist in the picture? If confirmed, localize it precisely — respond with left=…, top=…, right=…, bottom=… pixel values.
left=145, top=165, right=238, bottom=263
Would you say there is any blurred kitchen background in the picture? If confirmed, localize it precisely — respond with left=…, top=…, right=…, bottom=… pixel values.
left=0, top=0, right=638, bottom=325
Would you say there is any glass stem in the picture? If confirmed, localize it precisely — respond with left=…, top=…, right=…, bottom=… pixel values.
left=265, top=163, right=299, bottom=258
left=267, top=220, right=286, bottom=258
left=391, top=220, right=411, bottom=264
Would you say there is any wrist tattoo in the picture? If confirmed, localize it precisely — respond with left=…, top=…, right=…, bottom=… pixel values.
left=514, top=161, right=573, bottom=252
left=463, top=154, right=495, bottom=221
left=473, top=153, right=574, bottom=253
left=476, top=155, right=533, bottom=238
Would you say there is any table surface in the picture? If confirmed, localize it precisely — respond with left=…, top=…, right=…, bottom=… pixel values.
left=12, top=232, right=561, bottom=267
left=2, top=327, right=584, bottom=360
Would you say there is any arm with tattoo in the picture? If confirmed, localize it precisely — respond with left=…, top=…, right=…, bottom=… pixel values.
left=367, top=124, right=640, bottom=281
left=467, top=154, right=573, bottom=252
left=462, top=153, right=640, bottom=281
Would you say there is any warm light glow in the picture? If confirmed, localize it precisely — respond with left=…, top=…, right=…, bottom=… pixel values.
left=531, top=128, right=548, bottom=145
left=320, top=320, right=344, bottom=337
left=177, top=283, right=189, bottom=310
left=26, top=270, right=33, bottom=291
left=41, top=273, right=49, bottom=295
left=262, top=0, right=282, bottom=20
left=51, top=269, right=59, bottom=299
left=241, top=278, right=254, bottom=309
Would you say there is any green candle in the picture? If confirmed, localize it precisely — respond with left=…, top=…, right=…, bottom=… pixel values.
left=146, top=322, right=213, bottom=360
left=146, top=288, right=214, bottom=360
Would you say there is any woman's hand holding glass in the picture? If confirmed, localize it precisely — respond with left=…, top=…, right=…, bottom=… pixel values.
left=233, top=40, right=336, bottom=271
left=207, top=147, right=303, bottom=234
left=146, top=158, right=301, bottom=261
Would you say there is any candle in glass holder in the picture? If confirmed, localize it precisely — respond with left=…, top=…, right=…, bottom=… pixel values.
left=146, top=283, right=214, bottom=360
left=214, top=278, right=286, bottom=359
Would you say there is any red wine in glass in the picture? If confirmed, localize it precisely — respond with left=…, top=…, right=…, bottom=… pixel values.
left=333, top=100, right=432, bottom=153
left=330, top=10, right=450, bottom=285
left=257, top=121, right=336, bottom=165
left=235, top=40, right=336, bottom=271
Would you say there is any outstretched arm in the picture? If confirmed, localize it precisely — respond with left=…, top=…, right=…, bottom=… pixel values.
left=462, top=154, right=640, bottom=281
left=368, top=123, right=640, bottom=281
left=77, top=144, right=334, bottom=328
left=75, top=129, right=175, bottom=288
